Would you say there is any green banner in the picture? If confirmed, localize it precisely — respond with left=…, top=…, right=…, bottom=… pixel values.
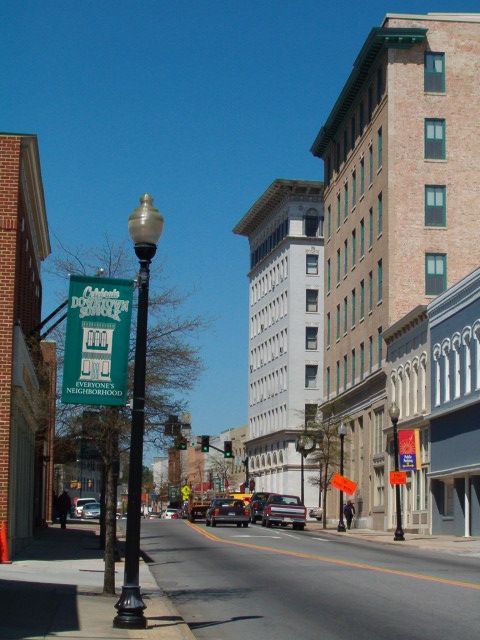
left=61, top=275, right=134, bottom=406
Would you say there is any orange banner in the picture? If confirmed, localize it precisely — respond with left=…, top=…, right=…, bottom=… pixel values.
left=390, top=471, right=407, bottom=485
left=331, top=473, right=357, bottom=495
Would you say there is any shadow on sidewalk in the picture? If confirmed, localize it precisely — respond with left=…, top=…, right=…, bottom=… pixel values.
left=0, top=578, right=80, bottom=639
left=15, top=524, right=102, bottom=562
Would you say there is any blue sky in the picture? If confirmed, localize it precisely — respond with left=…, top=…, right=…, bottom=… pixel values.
left=2, top=1, right=478, bottom=457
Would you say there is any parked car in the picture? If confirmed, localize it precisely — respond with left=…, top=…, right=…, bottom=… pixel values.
left=309, top=506, right=323, bottom=521
left=162, top=508, right=181, bottom=520
left=82, top=502, right=101, bottom=519
left=205, top=498, right=249, bottom=528
left=73, top=498, right=97, bottom=519
left=262, top=493, right=307, bottom=530
left=248, top=492, right=272, bottom=524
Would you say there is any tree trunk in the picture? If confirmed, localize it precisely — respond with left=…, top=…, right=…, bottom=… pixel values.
left=103, top=410, right=119, bottom=595
left=322, top=462, right=329, bottom=529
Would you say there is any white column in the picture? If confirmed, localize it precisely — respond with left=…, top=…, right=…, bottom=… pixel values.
left=465, top=476, right=471, bottom=538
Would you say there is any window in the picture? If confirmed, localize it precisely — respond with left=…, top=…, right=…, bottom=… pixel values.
left=351, top=288, right=356, bottom=327
left=336, top=304, right=340, bottom=340
left=374, top=467, right=384, bottom=507
left=336, top=361, right=340, bottom=394
left=443, top=480, right=454, bottom=516
left=352, top=171, right=356, bottom=206
left=344, top=183, right=348, bottom=221
left=377, top=326, right=383, bottom=368
left=305, top=214, right=320, bottom=237
left=337, top=193, right=341, bottom=228
left=369, top=208, right=373, bottom=248
left=343, top=297, right=348, bottom=334
left=377, top=193, right=383, bottom=236
left=360, top=158, right=365, bottom=196
left=377, top=127, right=383, bottom=168
left=360, top=279, right=365, bottom=320
left=327, top=259, right=331, bottom=292
left=343, top=354, right=348, bottom=389
left=369, top=336, right=373, bottom=373
left=426, top=254, right=447, bottom=295
left=360, top=218, right=365, bottom=256
left=351, top=229, right=356, bottom=267
left=326, top=313, right=331, bottom=347
left=306, top=327, right=318, bottom=350
left=306, top=254, right=318, bottom=274
left=351, top=349, right=356, bottom=386
left=305, top=365, right=318, bottom=389
left=377, top=259, right=383, bottom=303
left=306, top=289, right=318, bottom=312
left=327, top=206, right=332, bottom=238
left=373, top=408, right=384, bottom=454
left=368, top=271, right=373, bottom=312
left=336, top=249, right=341, bottom=284
left=360, top=342, right=365, bottom=381
left=369, top=146, right=373, bottom=183
left=425, top=118, right=446, bottom=159
left=326, top=367, right=330, bottom=398
left=425, top=52, right=445, bottom=92
left=344, top=239, right=349, bottom=276
left=425, top=185, right=446, bottom=226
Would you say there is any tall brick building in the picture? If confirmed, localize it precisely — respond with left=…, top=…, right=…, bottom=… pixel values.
left=0, top=133, right=52, bottom=555
left=310, top=14, right=480, bottom=529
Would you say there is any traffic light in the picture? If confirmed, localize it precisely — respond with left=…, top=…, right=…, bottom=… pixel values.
left=201, top=435, right=210, bottom=453
left=176, top=436, right=187, bottom=450
left=224, top=440, right=233, bottom=458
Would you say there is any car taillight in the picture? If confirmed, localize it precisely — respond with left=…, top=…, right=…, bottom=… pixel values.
left=172, top=512, right=179, bottom=519
left=244, top=508, right=249, bottom=516
left=214, top=508, right=220, bottom=516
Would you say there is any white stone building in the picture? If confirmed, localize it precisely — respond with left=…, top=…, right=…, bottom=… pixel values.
left=234, top=179, right=324, bottom=509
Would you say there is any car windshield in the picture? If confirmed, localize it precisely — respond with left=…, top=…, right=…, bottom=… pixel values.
left=214, top=499, right=236, bottom=507
left=84, top=503, right=100, bottom=510
left=253, top=493, right=270, bottom=501
left=270, top=496, right=300, bottom=505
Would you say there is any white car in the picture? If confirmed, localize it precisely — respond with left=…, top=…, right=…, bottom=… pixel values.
left=74, top=498, right=97, bottom=518
left=162, top=508, right=180, bottom=520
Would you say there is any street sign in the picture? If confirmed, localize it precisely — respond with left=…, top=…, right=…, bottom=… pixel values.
left=390, top=471, right=407, bottom=485
left=181, top=485, right=191, bottom=500
left=168, top=485, right=181, bottom=501
left=331, top=473, right=357, bottom=495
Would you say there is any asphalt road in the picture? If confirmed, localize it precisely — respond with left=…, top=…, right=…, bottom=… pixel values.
left=141, top=519, right=480, bottom=640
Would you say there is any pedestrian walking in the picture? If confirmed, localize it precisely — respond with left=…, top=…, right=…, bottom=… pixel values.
left=56, top=490, right=72, bottom=529
left=343, top=500, right=355, bottom=530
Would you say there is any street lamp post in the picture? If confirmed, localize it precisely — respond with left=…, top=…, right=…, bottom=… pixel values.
left=337, top=422, right=347, bottom=532
left=389, top=402, right=405, bottom=542
left=296, top=434, right=315, bottom=505
left=114, top=194, right=164, bottom=629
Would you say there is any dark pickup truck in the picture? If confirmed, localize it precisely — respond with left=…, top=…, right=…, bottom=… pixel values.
left=205, top=498, right=249, bottom=528
left=261, top=493, right=307, bottom=531
left=248, top=492, right=272, bottom=524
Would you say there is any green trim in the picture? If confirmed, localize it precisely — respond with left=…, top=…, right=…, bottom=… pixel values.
left=424, top=52, right=445, bottom=93
left=425, top=118, right=446, bottom=159
left=425, top=253, right=447, bottom=295
left=311, top=27, right=428, bottom=157
left=425, top=185, right=446, bottom=227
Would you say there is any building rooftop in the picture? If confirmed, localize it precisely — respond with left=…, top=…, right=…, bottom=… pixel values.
left=233, top=179, right=323, bottom=237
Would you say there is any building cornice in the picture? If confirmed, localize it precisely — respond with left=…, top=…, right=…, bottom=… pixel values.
left=383, top=305, right=428, bottom=344
left=310, top=27, right=427, bottom=158
left=233, top=179, right=323, bottom=237
left=428, top=266, right=480, bottom=328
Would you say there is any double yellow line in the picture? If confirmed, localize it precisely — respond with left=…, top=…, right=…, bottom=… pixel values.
left=185, top=521, right=480, bottom=591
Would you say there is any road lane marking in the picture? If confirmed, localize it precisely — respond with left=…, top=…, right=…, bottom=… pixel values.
left=231, top=535, right=282, bottom=539
left=311, top=537, right=333, bottom=542
left=185, top=521, right=480, bottom=592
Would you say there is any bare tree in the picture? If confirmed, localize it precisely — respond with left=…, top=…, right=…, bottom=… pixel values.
left=207, top=453, right=234, bottom=492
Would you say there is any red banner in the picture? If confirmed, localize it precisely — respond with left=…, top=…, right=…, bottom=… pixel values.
left=398, top=429, right=421, bottom=471
left=390, top=471, right=407, bottom=485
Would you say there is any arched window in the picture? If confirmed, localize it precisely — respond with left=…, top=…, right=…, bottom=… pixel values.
left=473, top=321, right=480, bottom=391
left=463, top=327, right=472, bottom=395
left=397, top=366, right=404, bottom=418
left=273, top=452, right=278, bottom=465
left=279, top=451, right=284, bottom=464
left=433, top=345, right=441, bottom=406
left=412, top=357, right=419, bottom=414
left=267, top=454, right=272, bottom=467
left=390, top=372, right=397, bottom=405
left=452, top=333, right=461, bottom=399
left=420, top=352, right=428, bottom=411
left=442, top=339, right=451, bottom=403
left=304, top=207, right=323, bottom=237
left=404, top=362, right=411, bottom=418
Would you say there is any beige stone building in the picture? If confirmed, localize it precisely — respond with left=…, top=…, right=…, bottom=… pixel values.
left=311, top=13, right=480, bottom=529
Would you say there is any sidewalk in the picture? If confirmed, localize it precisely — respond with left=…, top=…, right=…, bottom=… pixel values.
left=306, top=520, right=480, bottom=556
left=0, top=522, right=196, bottom=640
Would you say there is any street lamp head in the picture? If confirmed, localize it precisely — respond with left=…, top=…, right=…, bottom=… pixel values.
left=389, top=402, right=400, bottom=422
left=338, top=421, right=347, bottom=437
left=128, top=193, right=164, bottom=247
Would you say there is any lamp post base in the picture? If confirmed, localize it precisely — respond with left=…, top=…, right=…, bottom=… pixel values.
left=337, top=522, right=346, bottom=532
left=113, top=586, right=147, bottom=629
left=394, top=527, right=405, bottom=542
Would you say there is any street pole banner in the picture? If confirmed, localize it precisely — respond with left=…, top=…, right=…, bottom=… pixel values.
left=61, top=275, right=134, bottom=406
left=398, top=429, right=421, bottom=471
left=331, top=473, right=357, bottom=495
